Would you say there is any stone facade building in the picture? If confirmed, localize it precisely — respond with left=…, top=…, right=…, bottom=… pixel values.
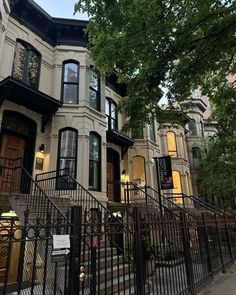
left=0, top=0, right=216, bottom=209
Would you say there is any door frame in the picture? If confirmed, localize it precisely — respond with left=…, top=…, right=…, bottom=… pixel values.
left=0, top=111, right=37, bottom=176
left=107, top=148, right=120, bottom=202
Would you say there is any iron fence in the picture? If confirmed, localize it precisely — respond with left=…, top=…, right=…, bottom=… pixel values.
left=0, top=207, right=80, bottom=295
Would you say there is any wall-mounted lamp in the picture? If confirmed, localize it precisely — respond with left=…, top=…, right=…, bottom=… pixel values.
left=39, top=144, right=45, bottom=153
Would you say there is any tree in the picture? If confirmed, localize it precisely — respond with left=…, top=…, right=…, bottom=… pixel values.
left=75, top=0, right=236, bottom=128
left=75, top=0, right=236, bottom=202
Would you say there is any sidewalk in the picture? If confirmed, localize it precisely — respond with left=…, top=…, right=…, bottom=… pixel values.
left=198, top=263, right=236, bottom=295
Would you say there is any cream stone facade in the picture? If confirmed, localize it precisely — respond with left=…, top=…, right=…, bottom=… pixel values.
left=0, top=0, right=216, bottom=207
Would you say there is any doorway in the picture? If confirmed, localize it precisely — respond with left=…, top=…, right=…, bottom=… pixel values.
left=107, top=148, right=120, bottom=202
left=0, top=111, right=36, bottom=194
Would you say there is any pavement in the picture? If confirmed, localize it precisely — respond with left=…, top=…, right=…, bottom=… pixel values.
left=198, top=263, right=236, bottom=295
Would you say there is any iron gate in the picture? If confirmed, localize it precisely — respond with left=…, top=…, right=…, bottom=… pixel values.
left=0, top=206, right=81, bottom=295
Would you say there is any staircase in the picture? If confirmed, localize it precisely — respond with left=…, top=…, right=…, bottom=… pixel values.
left=35, top=169, right=136, bottom=295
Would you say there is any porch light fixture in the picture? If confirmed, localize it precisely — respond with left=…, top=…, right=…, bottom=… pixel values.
left=39, top=144, right=45, bottom=153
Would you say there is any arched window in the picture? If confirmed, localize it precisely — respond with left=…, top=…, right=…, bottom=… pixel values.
left=132, top=156, right=146, bottom=186
left=57, top=128, right=78, bottom=178
left=89, top=68, right=100, bottom=111
left=189, top=119, right=197, bottom=136
left=61, top=60, right=80, bottom=104
left=89, top=132, right=101, bottom=190
left=105, top=97, right=117, bottom=130
left=12, top=39, right=41, bottom=89
left=166, top=131, right=177, bottom=157
left=172, top=170, right=182, bottom=204
left=192, top=147, right=202, bottom=167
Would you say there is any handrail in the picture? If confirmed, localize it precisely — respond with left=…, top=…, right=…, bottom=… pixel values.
left=189, top=194, right=236, bottom=217
left=144, top=186, right=196, bottom=217
left=164, top=192, right=225, bottom=216
left=36, top=170, right=130, bottom=229
left=21, top=166, right=67, bottom=221
left=0, top=157, right=67, bottom=222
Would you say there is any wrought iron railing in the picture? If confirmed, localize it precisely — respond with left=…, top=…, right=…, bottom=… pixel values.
left=36, top=169, right=136, bottom=294
left=0, top=157, right=66, bottom=223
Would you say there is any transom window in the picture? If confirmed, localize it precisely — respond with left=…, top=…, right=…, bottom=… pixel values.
left=89, top=68, right=100, bottom=111
left=167, top=131, right=177, bottom=157
left=57, top=128, right=78, bottom=179
left=105, top=98, right=117, bottom=130
left=12, top=40, right=41, bottom=89
left=61, top=61, right=80, bottom=104
left=89, top=132, right=101, bottom=191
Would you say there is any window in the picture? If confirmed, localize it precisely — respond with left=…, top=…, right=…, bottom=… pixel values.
left=105, top=98, right=117, bottom=130
left=57, top=128, right=78, bottom=178
left=148, top=121, right=156, bottom=142
left=89, top=132, right=101, bottom=190
left=166, top=132, right=177, bottom=157
left=179, top=134, right=186, bottom=159
left=89, top=68, right=100, bottom=110
left=185, top=172, right=191, bottom=196
left=132, top=128, right=144, bottom=139
left=132, top=156, right=146, bottom=186
left=189, top=119, right=197, bottom=135
left=61, top=61, right=80, bottom=104
left=172, top=170, right=182, bottom=204
left=200, top=121, right=204, bottom=137
left=12, top=40, right=41, bottom=89
left=192, top=147, right=202, bottom=167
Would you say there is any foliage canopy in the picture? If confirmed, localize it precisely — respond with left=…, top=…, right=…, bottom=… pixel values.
left=75, top=0, right=236, bottom=202
left=75, top=0, right=236, bottom=127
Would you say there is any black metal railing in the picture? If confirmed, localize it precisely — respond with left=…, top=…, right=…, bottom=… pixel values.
left=36, top=169, right=136, bottom=295
left=0, top=157, right=66, bottom=223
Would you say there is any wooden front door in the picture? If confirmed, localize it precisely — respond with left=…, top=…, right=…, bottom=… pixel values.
left=107, top=162, right=114, bottom=202
left=0, top=134, right=25, bottom=193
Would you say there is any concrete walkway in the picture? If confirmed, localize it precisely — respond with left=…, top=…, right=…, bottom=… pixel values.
left=199, top=263, right=236, bottom=295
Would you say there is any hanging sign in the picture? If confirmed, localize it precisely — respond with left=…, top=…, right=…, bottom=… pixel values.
left=53, top=235, right=70, bottom=249
left=158, top=156, right=173, bottom=190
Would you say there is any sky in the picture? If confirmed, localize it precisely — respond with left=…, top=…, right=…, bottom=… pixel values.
left=34, top=0, right=88, bottom=20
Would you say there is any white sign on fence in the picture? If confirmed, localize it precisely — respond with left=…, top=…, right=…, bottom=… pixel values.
left=53, top=235, right=70, bottom=250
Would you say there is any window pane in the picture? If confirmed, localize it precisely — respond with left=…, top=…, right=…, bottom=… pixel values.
left=59, top=159, right=76, bottom=175
left=60, top=130, right=77, bottom=157
left=63, top=84, right=78, bottom=104
left=132, top=128, right=143, bottom=139
left=89, top=161, right=99, bottom=189
left=27, top=51, right=40, bottom=88
left=89, top=89, right=98, bottom=109
left=111, top=118, right=116, bottom=130
left=149, top=121, right=155, bottom=141
left=64, top=63, right=79, bottom=82
left=192, top=147, right=202, bottom=167
left=167, top=132, right=177, bottom=156
left=105, top=99, right=109, bottom=115
left=89, top=70, right=98, bottom=90
left=172, top=170, right=182, bottom=204
left=89, top=135, right=99, bottom=161
left=12, top=42, right=27, bottom=81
